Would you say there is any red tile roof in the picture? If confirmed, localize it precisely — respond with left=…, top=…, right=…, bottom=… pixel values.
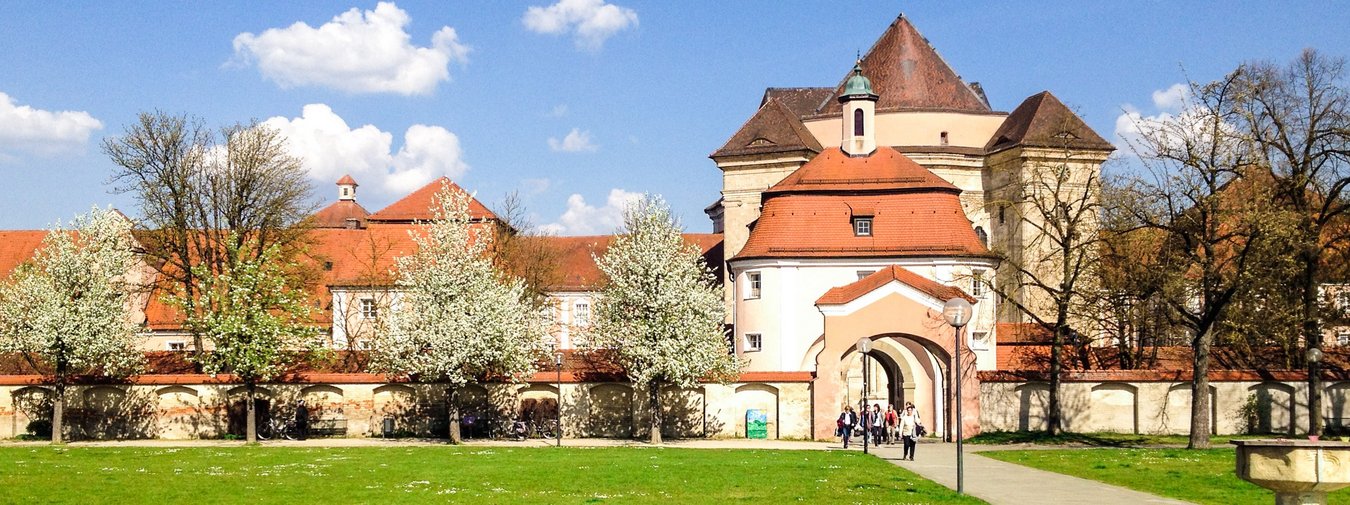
left=542, top=233, right=724, bottom=292
left=367, top=177, right=498, bottom=223
left=765, top=147, right=957, bottom=195
left=0, top=231, right=47, bottom=277
left=817, top=15, right=991, bottom=115
left=310, top=200, right=371, bottom=229
left=762, top=87, right=834, bottom=118
left=985, top=91, right=1114, bottom=154
left=817, top=265, right=973, bottom=305
left=711, top=99, right=823, bottom=158
left=336, top=174, right=358, bottom=186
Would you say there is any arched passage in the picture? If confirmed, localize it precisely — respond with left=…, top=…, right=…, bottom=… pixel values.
left=835, top=333, right=950, bottom=438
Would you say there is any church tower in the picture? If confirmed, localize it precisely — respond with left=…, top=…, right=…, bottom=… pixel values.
left=839, top=61, right=879, bottom=156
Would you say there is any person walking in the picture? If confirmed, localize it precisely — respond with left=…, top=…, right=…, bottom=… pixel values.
left=899, top=404, right=919, bottom=460
left=884, top=404, right=898, bottom=444
left=869, top=404, right=884, bottom=446
left=838, top=406, right=858, bottom=448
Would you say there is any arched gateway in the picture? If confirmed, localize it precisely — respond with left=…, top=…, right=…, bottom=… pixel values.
left=813, top=266, right=979, bottom=440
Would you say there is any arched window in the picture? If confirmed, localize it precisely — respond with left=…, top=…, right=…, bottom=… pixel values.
left=853, top=109, right=864, bottom=136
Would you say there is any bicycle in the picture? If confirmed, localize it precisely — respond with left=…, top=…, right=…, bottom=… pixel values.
left=256, top=418, right=298, bottom=441
left=533, top=419, right=559, bottom=440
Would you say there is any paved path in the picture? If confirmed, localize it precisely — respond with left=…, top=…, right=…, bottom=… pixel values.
left=859, top=440, right=1192, bottom=505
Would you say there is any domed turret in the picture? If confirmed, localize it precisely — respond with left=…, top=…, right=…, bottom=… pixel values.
left=839, top=60, right=879, bottom=156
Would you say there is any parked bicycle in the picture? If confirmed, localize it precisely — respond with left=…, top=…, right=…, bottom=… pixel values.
left=256, top=418, right=298, bottom=441
left=533, top=419, right=559, bottom=440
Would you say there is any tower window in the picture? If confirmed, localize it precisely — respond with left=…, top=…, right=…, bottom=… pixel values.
left=940, top=131, right=949, bottom=146
left=999, top=206, right=1006, bottom=224
left=972, top=270, right=985, bottom=298
left=853, top=108, right=864, bottom=136
left=975, top=226, right=988, bottom=246
left=746, top=272, right=762, bottom=299
left=853, top=217, right=873, bottom=236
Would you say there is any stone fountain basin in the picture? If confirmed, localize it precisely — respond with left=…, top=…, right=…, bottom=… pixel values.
left=1233, top=439, right=1350, bottom=493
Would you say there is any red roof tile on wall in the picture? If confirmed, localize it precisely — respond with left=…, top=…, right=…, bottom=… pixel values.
left=817, top=265, right=973, bottom=306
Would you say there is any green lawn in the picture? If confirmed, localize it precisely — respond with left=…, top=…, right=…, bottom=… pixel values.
left=1, top=446, right=985, bottom=504
left=981, top=447, right=1350, bottom=505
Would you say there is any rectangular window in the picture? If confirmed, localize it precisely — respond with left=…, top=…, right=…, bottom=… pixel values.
left=972, top=270, right=985, bottom=298
left=360, top=298, right=378, bottom=319
left=574, top=302, right=590, bottom=326
left=746, top=272, right=762, bottom=299
left=853, top=217, right=873, bottom=236
left=857, top=270, right=877, bottom=281
left=745, top=333, right=763, bottom=352
left=1339, top=330, right=1350, bottom=347
left=167, top=341, right=186, bottom=351
left=972, top=331, right=989, bottom=349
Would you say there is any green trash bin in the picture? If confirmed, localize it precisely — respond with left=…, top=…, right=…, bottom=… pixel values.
left=746, top=409, right=768, bottom=439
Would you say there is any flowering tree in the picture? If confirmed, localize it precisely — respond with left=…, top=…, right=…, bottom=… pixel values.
left=369, top=184, right=548, bottom=444
left=0, top=208, right=144, bottom=443
left=583, top=197, right=740, bottom=444
left=174, top=236, right=317, bottom=443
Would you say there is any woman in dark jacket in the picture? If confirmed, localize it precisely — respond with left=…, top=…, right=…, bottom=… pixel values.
left=837, top=406, right=858, bottom=448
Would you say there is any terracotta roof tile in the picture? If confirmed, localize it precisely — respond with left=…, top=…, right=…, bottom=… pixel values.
left=766, top=147, right=957, bottom=195
left=542, top=233, right=723, bottom=292
left=818, top=15, right=990, bottom=115
left=336, top=174, right=358, bottom=186
left=711, top=99, right=823, bottom=158
left=368, top=177, right=498, bottom=223
left=310, top=200, right=371, bottom=229
left=0, top=231, right=48, bottom=277
left=985, top=91, right=1114, bottom=153
left=816, top=265, right=973, bottom=305
left=761, top=87, right=834, bottom=118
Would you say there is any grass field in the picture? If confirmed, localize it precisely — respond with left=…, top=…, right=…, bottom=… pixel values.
left=981, top=447, right=1350, bottom=505
left=1, top=446, right=986, bottom=504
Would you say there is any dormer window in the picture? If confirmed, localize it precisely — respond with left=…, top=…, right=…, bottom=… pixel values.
left=853, top=217, right=873, bottom=236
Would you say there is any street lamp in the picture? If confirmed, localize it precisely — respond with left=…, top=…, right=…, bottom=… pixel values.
left=555, top=351, right=564, bottom=447
left=856, top=338, right=872, bottom=455
left=943, top=297, right=973, bottom=495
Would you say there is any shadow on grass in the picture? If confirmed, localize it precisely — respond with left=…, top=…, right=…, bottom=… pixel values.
left=967, top=430, right=1269, bottom=447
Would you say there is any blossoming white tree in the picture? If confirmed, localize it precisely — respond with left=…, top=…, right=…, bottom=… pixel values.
left=175, top=236, right=317, bottom=443
left=369, top=184, right=548, bottom=444
left=0, top=208, right=144, bottom=443
left=583, top=197, right=740, bottom=444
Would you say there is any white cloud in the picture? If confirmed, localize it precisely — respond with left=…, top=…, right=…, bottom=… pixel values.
left=521, top=177, right=552, bottom=196
left=233, top=2, right=469, bottom=95
left=1115, top=83, right=1234, bottom=154
left=263, top=103, right=468, bottom=197
left=548, top=128, right=598, bottom=152
left=1151, top=83, right=1189, bottom=112
left=540, top=188, right=643, bottom=235
left=546, top=104, right=568, bottom=118
left=0, top=92, right=102, bottom=157
left=522, top=0, right=638, bottom=50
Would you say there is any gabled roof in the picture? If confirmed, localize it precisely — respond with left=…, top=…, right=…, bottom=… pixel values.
left=761, top=87, right=834, bottom=118
left=816, top=265, right=973, bottom=306
left=985, top=91, right=1115, bottom=154
left=818, top=15, right=991, bottom=115
left=712, top=99, right=824, bottom=158
left=765, top=147, right=957, bottom=195
left=367, top=177, right=498, bottom=223
left=310, top=200, right=371, bottom=229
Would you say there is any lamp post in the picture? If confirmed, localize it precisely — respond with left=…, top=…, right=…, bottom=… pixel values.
left=856, top=338, right=872, bottom=455
left=943, top=297, right=973, bottom=494
left=555, top=351, right=564, bottom=447
left=1308, top=346, right=1324, bottom=438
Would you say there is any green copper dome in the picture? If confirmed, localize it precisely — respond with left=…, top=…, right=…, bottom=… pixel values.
left=842, top=62, right=876, bottom=97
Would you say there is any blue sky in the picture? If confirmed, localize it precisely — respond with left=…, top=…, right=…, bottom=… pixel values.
left=2, top=1, right=1348, bottom=233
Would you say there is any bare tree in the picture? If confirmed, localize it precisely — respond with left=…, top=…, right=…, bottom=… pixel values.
left=491, top=191, right=563, bottom=307
left=1125, top=71, right=1278, bottom=449
left=1239, top=50, right=1350, bottom=435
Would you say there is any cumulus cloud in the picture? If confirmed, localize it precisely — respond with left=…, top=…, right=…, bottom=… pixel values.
left=522, top=0, right=638, bottom=50
left=1114, top=82, right=1192, bottom=149
left=548, top=128, right=598, bottom=152
left=540, top=188, right=643, bottom=235
left=0, top=92, right=102, bottom=158
left=263, top=103, right=468, bottom=197
left=233, top=2, right=469, bottom=95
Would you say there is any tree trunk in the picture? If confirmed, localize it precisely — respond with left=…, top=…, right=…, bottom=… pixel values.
left=649, top=381, right=663, bottom=445
left=1188, top=327, right=1213, bottom=449
left=1047, top=316, right=1065, bottom=436
left=245, top=382, right=257, bottom=443
left=1302, top=258, right=1324, bottom=436
left=51, top=380, right=65, bottom=444
left=447, top=385, right=462, bottom=444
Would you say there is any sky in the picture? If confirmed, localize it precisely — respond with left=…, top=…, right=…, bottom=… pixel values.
left=2, top=1, right=1348, bottom=233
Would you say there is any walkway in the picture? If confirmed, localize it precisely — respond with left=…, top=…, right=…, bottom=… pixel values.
left=867, top=440, right=1192, bottom=505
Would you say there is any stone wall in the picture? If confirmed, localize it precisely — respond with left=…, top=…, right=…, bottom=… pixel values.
left=981, top=377, right=1350, bottom=435
left=0, top=379, right=814, bottom=441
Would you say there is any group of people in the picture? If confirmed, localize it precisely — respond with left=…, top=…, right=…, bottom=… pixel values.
left=837, top=402, right=922, bottom=460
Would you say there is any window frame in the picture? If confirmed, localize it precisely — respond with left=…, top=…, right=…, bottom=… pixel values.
left=853, top=217, right=873, bottom=237
left=359, top=298, right=378, bottom=320
left=744, top=333, right=763, bottom=352
left=746, top=272, right=762, bottom=300
left=573, top=301, right=591, bottom=326
left=167, top=341, right=187, bottom=352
